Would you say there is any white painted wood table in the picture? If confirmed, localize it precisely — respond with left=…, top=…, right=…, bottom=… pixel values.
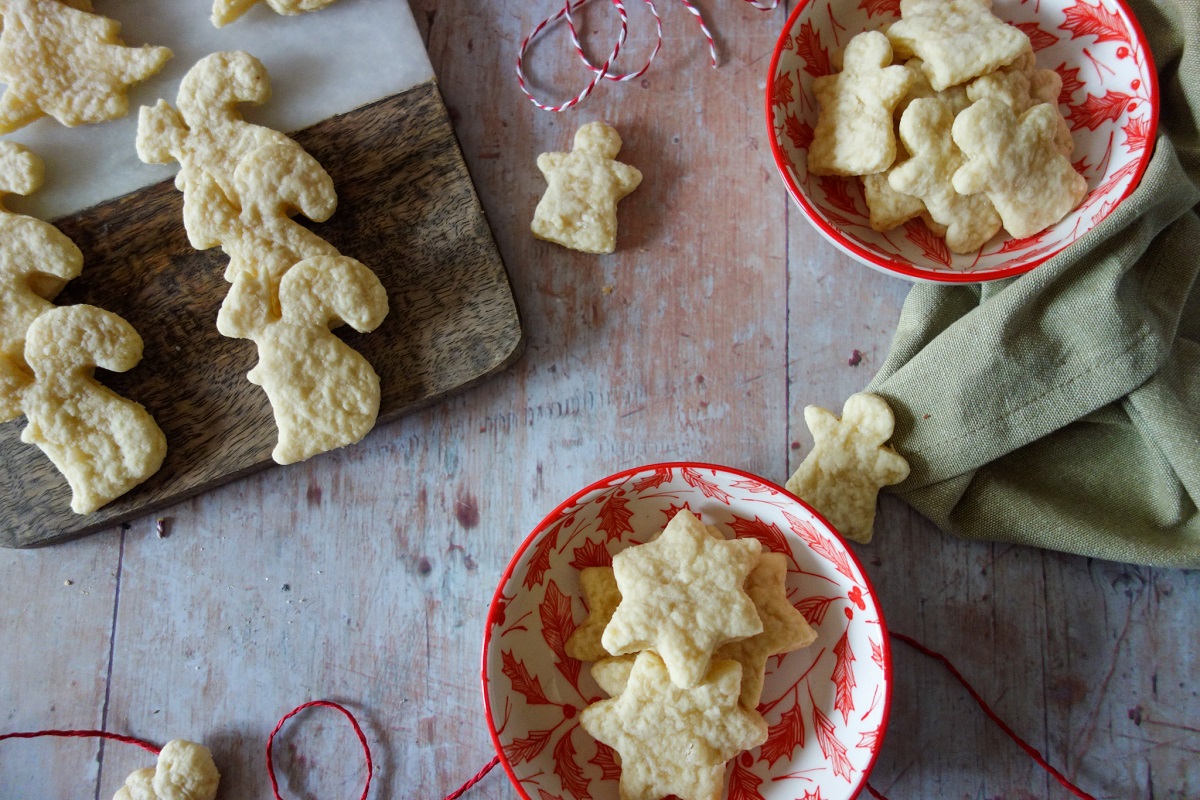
left=2, top=3, right=1197, bottom=799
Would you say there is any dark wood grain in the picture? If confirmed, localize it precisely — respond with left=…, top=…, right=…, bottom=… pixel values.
left=0, top=80, right=523, bottom=548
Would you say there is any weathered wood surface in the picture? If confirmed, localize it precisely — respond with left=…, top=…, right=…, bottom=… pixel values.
left=2, top=3, right=1198, bottom=800
left=0, top=80, right=521, bottom=548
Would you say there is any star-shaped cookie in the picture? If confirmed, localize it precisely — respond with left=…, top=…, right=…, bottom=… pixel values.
left=566, top=566, right=622, bottom=662
left=602, top=510, right=762, bottom=688
left=580, top=651, right=767, bottom=800
left=716, top=552, right=818, bottom=708
left=786, top=392, right=910, bottom=544
left=114, top=739, right=220, bottom=800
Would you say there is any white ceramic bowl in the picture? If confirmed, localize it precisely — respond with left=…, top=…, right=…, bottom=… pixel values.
left=766, top=0, right=1159, bottom=282
left=482, top=463, right=891, bottom=800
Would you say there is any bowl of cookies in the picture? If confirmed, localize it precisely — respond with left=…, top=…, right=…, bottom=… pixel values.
left=766, top=0, right=1158, bottom=282
left=482, top=463, right=891, bottom=800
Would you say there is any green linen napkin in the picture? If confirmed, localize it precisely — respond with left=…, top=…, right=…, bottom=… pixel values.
left=866, top=0, right=1200, bottom=568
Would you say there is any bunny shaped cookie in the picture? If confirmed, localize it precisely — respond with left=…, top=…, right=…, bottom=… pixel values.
left=246, top=255, right=388, bottom=465
left=21, top=305, right=166, bottom=513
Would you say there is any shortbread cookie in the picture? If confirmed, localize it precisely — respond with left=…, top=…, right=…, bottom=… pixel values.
left=968, top=63, right=1074, bottom=156
left=114, top=739, right=220, bottom=800
left=886, top=0, right=1030, bottom=91
left=786, top=393, right=910, bottom=545
left=715, top=552, right=818, bottom=709
left=21, top=305, right=167, bottom=514
left=211, top=0, right=340, bottom=28
left=532, top=122, right=642, bottom=254
left=592, top=655, right=636, bottom=697
left=0, top=143, right=83, bottom=375
left=580, top=651, right=767, bottom=800
left=809, top=31, right=913, bottom=177
left=137, top=51, right=335, bottom=251
left=247, top=255, right=388, bottom=465
left=862, top=143, right=925, bottom=232
left=566, top=566, right=622, bottom=662
left=0, top=0, right=171, bottom=133
left=602, top=510, right=763, bottom=689
left=895, top=58, right=970, bottom=119
left=952, top=97, right=1087, bottom=239
left=889, top=98, right=1002, bottom=253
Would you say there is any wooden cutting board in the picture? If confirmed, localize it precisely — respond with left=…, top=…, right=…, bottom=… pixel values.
left=0, top=79, right=522, bottom=548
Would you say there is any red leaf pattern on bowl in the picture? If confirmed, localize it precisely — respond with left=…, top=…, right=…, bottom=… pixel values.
left=1059, top=0, right=1128, bottom=43
left=795, top=595, right=839, bottom=626
left=857, top=0, right=900, bottom=18
left=553, top=727, right=591, bottom=800
left=768, top=0, right=1156, bottom=279
left=1068, top=90, right=1133, bottom=130
left=831, top=628, right=858, bottom=724
left=681, top=467, right=734, bottom=504
left=485, top=466, right=891, bottom=800
left=728, top=756, right=767, bottom=800
left=570, top=538, right=613, bottom=570
left=903, top=220, right=952, bottom=267
left=1054, top=62, right=1087, bottom=105
left=762, top=702, right=807, bottom=766
left=772, top=72, right=796, bottom=107
left=1016, top=21, right=1060, bottom=51
left=503, top=650, right=553, bottom=706
left=795, top=21, right=833, bottom=78
left=597, top=492, right=634, bottom=541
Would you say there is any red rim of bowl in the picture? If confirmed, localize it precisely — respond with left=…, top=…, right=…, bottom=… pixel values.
left=480, top=461, right=893, bottom=800
left=765, top=0, right=1160, bottom=284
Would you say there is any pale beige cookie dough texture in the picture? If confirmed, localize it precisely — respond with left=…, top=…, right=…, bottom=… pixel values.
left=113, top=739, right=220, bottom=800
left=0, top=0, right=171, bottom=133
left=952, top=97, right=1087, bottom=238
left=137, top=51, right=389, bottom=467
left=565, top=566, right=623, bottom=662
left=532, top=121, right=642, bottom=254
left=580, top=651, right=767, bottom=800
left=808, top=31, right=914, bottom=177
left=787, top=392, right=910, bottom=545
left=886, top=0, right=1030, bottom=91
left=601, top=509, right=762, bottom=689
left=21, top=305, right=167, bottom=514
left=211, top=0, right=340, bottom=27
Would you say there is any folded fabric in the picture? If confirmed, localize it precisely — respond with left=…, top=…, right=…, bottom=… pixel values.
left=866, top=0, right=1200, bottom=568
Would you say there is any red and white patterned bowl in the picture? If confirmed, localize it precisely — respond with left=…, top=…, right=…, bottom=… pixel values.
left=482, top=463, right=891, bottom=800
left=766, top=0, right=1158, bottom=283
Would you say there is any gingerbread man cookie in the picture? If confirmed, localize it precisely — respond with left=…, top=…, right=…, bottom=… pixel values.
left=532, top=121, right=642, bottom=254
left=786, top=392, right=910, bottom=544
left=809, top=31, right=914, bottom=177
left=0, top=0, right=171, bottom=133
left=952, top=97, right=1087, bottom=239
left=886, top=0, right=1030, bottom=91
left=889, top=98, right=1003, bottom=253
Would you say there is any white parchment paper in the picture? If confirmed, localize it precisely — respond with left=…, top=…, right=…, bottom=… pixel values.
left=3, top=0, right=434, bottom=220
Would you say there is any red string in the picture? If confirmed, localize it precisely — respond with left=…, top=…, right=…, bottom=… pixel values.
left=891, top=632, right=1097, bottom=800
left=443, top=754, right=500, bottom=800
left=266, top=700, right=372, bottom=800
left=0, top=729, right=160, bottom=756
left=865, top=783, right=890, bottom=800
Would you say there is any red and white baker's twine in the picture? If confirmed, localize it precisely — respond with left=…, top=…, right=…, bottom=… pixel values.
left=1, top=638, right=1098, bottom=799
left=0, top=700, right=372, bottom=800
left=516, top=0, right=782, bottom=111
